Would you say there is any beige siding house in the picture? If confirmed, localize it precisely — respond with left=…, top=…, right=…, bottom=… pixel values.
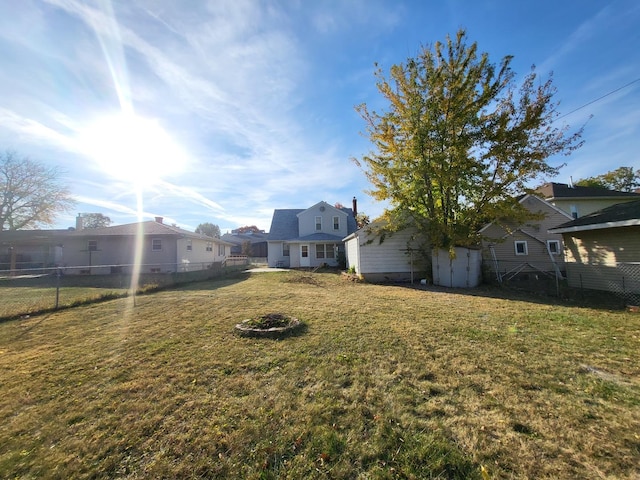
left=549, top=200, right=640, bottom=298
left=535, top=182, right=640, bottom=219
left=480, top=195, right=572, bottom=281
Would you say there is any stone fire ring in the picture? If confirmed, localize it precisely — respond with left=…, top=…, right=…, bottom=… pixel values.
left=234, top=317, right=302, bottom=338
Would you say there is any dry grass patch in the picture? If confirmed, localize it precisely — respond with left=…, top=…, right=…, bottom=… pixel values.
left=0, top=285, right=130, bottom=319
left=0, top=271, right=639, bottom=479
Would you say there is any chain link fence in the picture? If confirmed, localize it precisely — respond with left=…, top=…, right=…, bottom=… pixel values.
left=484, top=258, right=640, bottom=305
left=566, top=262, right=640, bottom=306
left=483, top=258, right=565, bottom=295
left=615, top=263, right=640, bottom=305
left=0, top=258, right=249, bottom=320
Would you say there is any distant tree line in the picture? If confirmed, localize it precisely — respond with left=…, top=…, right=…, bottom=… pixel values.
left=196, top=222, right=221, bottom=238
left=576, top=166, right=640, bottom=192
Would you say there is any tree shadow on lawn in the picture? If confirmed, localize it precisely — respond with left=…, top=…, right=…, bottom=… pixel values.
left=168, top=271, right=251, bottom=292
left=390, top=282, right=628, bottom=311
left=156, top=268, right=628, bottom=312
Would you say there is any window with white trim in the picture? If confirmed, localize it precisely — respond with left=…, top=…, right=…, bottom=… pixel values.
left=152, top=238, right=162, bottom=251
left=315, top=216, right=322, bottom=231
left=315, top=244, right=336, bottom=259
left=333, top=216, right=340, bottom=230
left=514, top=240, right=528, bottom=256
left=283, top=243, right=290, bottom=257
left=547, top=240, right=560, bottom=255
left=206, top=242, right=213, bottom=252
left=186, top=239, right=192, bottom=251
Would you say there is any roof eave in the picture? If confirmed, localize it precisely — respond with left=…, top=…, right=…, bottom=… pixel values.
left=550, top=219, right=640, bottom=234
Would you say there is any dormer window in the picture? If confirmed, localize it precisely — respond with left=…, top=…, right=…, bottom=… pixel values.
left=570, top=204, right=578, bottom=219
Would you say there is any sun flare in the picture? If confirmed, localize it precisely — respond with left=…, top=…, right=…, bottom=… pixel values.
left=79, top=113, right=187, bottom=186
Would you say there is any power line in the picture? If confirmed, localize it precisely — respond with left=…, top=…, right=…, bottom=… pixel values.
left=556, top=77, right=640, bottom=121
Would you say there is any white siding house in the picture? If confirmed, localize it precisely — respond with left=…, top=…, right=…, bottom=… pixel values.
left=343, top=224, right=425, bottom=282
left=57, top=218, right=231, bottom=274
left=267, top=201, right=358, bottom=268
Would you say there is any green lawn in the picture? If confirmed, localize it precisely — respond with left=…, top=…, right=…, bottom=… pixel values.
left=1, top=271, right=639, bottom=479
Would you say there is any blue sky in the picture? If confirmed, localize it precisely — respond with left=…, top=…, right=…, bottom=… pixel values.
left=1, top=0, right=639, bottom=233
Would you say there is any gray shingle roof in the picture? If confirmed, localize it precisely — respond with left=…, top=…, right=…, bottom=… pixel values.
left=549, top=200, right=640, bottom=233
left=221, top=232, right=269, bottom=245
left=297, top=233, right=346, bottom=242
left=68, top=221, right=234, bottom=244
left=267, top=209, right=304, bottom=240
left=536, top=182, right=640, bottom=199
left=0, top=222, right=235, bottom=246
left=0, top=229, right=72, bottom=246
left=267, top=207, right=357, bottom=241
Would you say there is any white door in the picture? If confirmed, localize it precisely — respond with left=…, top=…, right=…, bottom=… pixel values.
left=300, top=244, right=310, bottom=267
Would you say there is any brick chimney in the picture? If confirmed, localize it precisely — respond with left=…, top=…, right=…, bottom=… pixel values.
left=352, top=197, right=358, bottom=217
left=155, top=216, right=163, bottom=224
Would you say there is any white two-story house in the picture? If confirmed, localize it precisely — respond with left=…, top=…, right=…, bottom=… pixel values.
left=267, top=201, right=358, bottom=268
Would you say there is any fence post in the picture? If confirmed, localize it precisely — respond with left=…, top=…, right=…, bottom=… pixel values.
left=55, top=268, right=61, bottom=309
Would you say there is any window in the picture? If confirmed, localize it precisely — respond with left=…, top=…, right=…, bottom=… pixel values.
left=152, top=238, right=162, bottom=251
left=315, top=244, right=336, bottom=259
left=547, top=240, right=560, bottom=255
left=88, top=240, right=98, bottom=252
left=301, top=245, right=308, bottom=258
left=315, top=216, right=322, bottom=231
left=514, top=240, right=528, bottom=256
left=186, top=239, right=192, bottom=251
left=206, top=242, right=213, bottom=252
left=218, top=244, right=225, bottom=256
left=333, top=216, right=340, bottom=230
left=570, top=204, right=578, bottom=219
left=326, top=244, right=335, bottom=259
left=283, top=243, right=290, bottom=257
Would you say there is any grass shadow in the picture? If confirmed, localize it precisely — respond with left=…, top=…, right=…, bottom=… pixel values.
left=387, top=281, right=628, bottom=311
